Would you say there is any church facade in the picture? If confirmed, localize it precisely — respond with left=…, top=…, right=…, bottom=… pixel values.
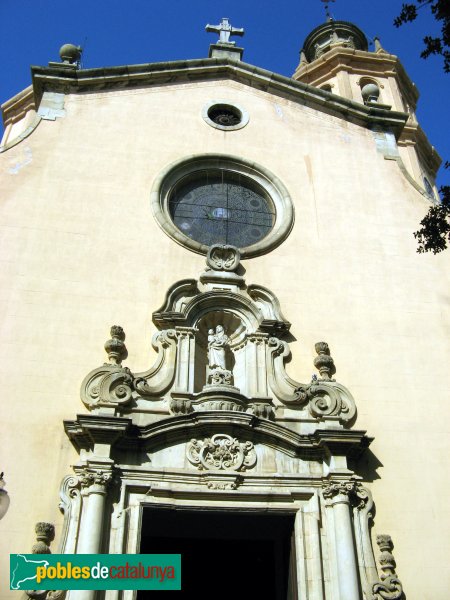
left=1, top=17, right=449, bottom=600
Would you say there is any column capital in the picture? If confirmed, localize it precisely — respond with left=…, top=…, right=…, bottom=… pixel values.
left=322, top=480, right=357, bottom=503
left=78, top=468, right=112, bottom=496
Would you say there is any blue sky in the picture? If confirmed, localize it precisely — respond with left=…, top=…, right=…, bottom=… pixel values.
left=1, top=0, right=448, bottom=185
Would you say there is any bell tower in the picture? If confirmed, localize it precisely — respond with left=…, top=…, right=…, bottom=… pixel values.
left=293, top=19, right=441, bottom=200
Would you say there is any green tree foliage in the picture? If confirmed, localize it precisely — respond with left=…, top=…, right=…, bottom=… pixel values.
left=414, top=171, right=450, bottom=253
left=394, top=0, right=450, bottom=71
left=394, top=1, right=450, bottom=253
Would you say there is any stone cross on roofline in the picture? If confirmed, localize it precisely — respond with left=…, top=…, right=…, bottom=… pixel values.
left=206, top=17, right=244, bottom=46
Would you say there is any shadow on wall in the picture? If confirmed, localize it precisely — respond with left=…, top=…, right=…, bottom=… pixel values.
left=350, top=448, right=383, bottom=482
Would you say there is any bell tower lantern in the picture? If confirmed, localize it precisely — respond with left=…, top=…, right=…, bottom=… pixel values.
left=293, top=19, right=441, bottom=198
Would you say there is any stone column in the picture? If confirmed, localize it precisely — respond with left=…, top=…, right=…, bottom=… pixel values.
left=77, top=469, right=112, bottom=553
left=70, top=470, right=112, bottom=600
left=323, top=482, right=360, bottom=600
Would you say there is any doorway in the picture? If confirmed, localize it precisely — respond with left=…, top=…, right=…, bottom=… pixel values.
left=137, top=507, right=296, bottom=600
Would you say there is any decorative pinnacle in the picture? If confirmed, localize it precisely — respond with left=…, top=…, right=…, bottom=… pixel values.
left=206, top=17, right=244, bottom=46
left=35, top=522, right=55, bottom=543
left=313, top=342, right=336, bottom=380
left=372, top=534, right=404, bottom=598
left=373, top=36, right=388, bottom=54
left=104, top=325, right=127, bottom=365
left=32, top=522, right=55, bottom=554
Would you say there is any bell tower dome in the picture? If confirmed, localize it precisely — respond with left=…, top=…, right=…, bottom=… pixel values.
left=293, top=19, right=441, bottom=198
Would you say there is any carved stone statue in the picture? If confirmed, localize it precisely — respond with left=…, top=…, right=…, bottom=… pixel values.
left=207, top=325, right=229, bottom=370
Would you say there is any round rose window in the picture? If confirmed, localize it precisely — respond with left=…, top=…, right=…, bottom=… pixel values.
left=169, top=170, right=274, bottom=247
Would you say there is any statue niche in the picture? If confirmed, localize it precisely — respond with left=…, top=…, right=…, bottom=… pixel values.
left=193, top=314, right=239, bottom=393
left=207, top=325, right=233, bottom=386
left=208, top=325, right=228, bottom=370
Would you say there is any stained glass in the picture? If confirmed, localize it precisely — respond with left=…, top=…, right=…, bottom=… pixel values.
left=169, top=170, right=275, bottom=248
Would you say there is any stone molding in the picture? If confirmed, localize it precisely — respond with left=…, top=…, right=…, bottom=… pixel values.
left=54, top=461, right=398, bottom=598
left=30, top=57, right=408, bottom=138
left=201, top=99, right=249, bottom=131
left=65, top=410, right=371, bottom=459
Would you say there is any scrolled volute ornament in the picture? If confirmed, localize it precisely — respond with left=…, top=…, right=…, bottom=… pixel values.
left=81, top=325, right=134, bottom=409
left=372, top=576, right=404, bottom=600
left=81, top=365, right=134, bottom=409
left=131, top=329, right=178, bottom=397
left=101, top=367, right=134, bottom=404
left=187, top=434, right=256, bottom=472
left=353, top=483, right=374, bottom=513
left=58, top=475, right=81, bottom=554
left=307, top=380, right=356, bottom=424
left=267, top=337, right=309, bottom=405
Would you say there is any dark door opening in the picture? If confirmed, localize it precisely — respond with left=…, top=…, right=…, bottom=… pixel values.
left=137, top=507, right=296, bottom=600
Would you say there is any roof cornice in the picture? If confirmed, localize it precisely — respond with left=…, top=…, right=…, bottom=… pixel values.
left=30, top=57, right=408, bottom=139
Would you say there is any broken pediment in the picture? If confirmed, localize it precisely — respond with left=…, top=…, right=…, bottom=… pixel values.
left=79, top=245, right=357, bottom=430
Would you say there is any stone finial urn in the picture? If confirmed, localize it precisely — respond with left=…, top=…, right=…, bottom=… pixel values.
left=32, top=522, right=55, bottom=553
left=313, top=342, right=336, bottom=380
left=104, top=325, right=127, bottom=365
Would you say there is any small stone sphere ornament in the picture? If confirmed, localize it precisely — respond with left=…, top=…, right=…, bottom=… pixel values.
left=361, top=82, right=380, bottom=103
left=59, top=44, right=82, bottom=64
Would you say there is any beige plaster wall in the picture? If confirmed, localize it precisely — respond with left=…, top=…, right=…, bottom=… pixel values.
left=1, top=79, right=449, bottom=599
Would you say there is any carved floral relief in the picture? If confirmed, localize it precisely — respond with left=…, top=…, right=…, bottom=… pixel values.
left=186, top=434, right=256, bottom=472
